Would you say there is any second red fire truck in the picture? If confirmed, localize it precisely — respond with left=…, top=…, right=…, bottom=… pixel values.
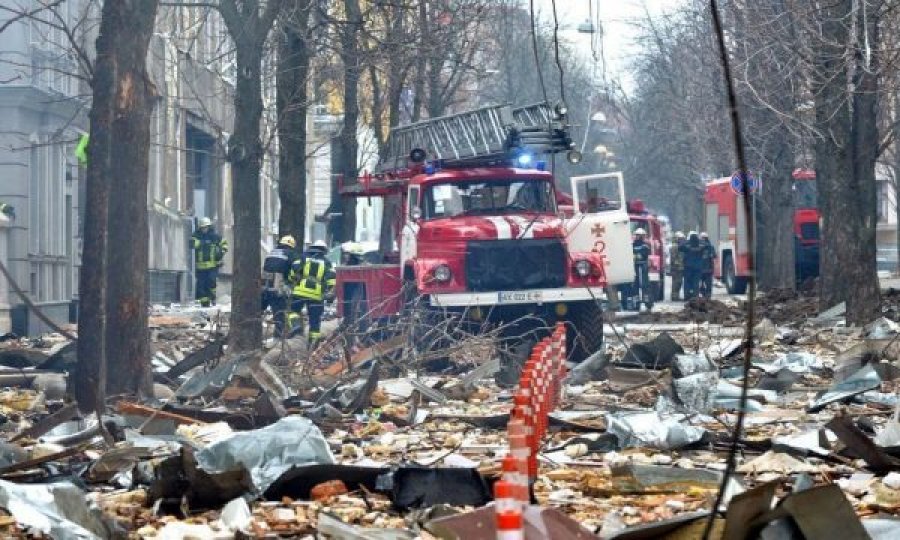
left=704, top=168, right=820, bottom=293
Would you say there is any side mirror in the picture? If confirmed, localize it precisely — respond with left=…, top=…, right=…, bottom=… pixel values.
left=410, top=206, right=422, bottom=221
left=557, top=204, right=575, bottom=219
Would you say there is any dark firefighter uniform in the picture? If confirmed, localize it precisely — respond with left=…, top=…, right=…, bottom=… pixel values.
left=191, top=218, right=228, bottom=307
left=679, top=232, right=705, bottom=300
left=700, top=235, right=716, bottom=298
left=287, top=243, right=336, bottom=345
left=631, top=230, right=651, bottom=308
left=262, top=235, right=299, bottom=337
left=669, top=233, right=685, bottom=301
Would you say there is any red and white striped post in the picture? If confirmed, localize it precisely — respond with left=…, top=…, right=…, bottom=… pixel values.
left=494, top=480, right=524, bottom=540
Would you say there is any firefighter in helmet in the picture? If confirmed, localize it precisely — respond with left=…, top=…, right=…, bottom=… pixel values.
left=341, top=242, right=366, bottom=266
left=669, top=231, right=686, bottom=301
left=679, top=231, right=705, bottom=300
left=287, top=240, right=336, bottom=345
left=699, top=232, right=716, bottom=298
left=262, top=235, right=299, bottom=337
left=631, top=228, right=651, bottom=309
left=191, top=217, right=228, bottom=307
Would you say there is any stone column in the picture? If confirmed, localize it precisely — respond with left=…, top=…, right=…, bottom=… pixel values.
left=0, top=215, right=12, bottom=333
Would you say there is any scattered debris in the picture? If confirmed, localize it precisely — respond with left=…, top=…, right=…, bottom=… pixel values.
left=0, top=296, right=896, bottom=537
left=809, top=365, right=882, bottom=412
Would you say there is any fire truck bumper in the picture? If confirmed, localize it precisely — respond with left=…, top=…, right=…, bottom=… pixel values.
left=429, top=287, right=607, bottom=308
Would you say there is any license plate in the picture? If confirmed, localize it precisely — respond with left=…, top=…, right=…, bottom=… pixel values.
left=498, top=290, right=543, bottom=304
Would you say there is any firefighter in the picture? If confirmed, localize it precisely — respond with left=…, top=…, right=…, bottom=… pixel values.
left=669, top=231, right=685, bottom=301
left=262, top=235, right=299, bottom=337
left=699, top=232, right=716, bottom=298
left=287, top=240, right=336, bottom=345
left=679, top=231, right=705, bottom=300
left=191, top=217, right=228, bottom=307
left=341, top=242, right=365, bottom=266
left=631, top=228, right=651, bottom=309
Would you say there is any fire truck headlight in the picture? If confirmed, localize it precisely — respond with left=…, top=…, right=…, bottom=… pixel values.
left=434, top=264, right=452, bottom=282
left=574, top=259, right=591, bottom=277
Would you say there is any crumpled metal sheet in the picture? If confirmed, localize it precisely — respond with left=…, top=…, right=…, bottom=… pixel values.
left=866, top=317, right=900, bottom=339
left=672, top=372, right=719, bottom=413
left=774, top=351, right=823, bottom=372
left=382, top=467, right=491, bottom=510
left=808, top=364, right=882, bottom=413
left=672, top=353, right=716, bottom=378
left=862, top=518, right=900, bottom=540
left=773, top=429, right=834, bottom=457
left=194, top=416, right=335, bottom=496
left=176, top=354, right=246, bottom=399
left=605, top=411, right=707, bottom=450
left=0, top=479, right=113, bottom=539
left=318, top=512, right=417, bottom=540
left=716, top=380, right=778, bottom=403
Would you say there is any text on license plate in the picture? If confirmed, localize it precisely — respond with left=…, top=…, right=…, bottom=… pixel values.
left=498, top=291, right=543, bottom=303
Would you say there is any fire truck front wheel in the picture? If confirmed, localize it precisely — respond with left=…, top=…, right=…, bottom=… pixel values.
left=567, top=300, right=604, bottom=362
left=723, top=254, right=748, bottom=294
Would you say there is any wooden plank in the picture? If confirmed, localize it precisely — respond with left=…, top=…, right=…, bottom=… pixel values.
left=116, top=401, right=208, bottom=426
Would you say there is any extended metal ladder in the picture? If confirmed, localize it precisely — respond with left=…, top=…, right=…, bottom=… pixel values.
left=376, top=102, right=573, bottom=172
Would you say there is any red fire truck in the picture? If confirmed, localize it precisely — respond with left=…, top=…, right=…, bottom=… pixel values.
left=704, top=168, right=820, bottom=294
left=335, top=103, right=635, bottom=360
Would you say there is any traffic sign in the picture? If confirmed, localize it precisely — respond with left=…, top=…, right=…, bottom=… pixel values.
left=730, top=172, right=758, bottom=195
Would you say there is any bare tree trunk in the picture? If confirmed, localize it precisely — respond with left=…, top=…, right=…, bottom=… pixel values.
left=75, top=0, right=159, bottom=411
left=277, top=0, right=313, bottom=245
left=849, top=7, right=881, bottom=322
left=757, top=139, right=796, bottom=290
left=815, top=0, right=881, bottom=324
left=337, top=0, right=361, bottom=243
left=220, top=0, right=282, bottom=352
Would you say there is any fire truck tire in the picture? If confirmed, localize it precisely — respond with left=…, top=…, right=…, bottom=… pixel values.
left=723, top=255, right=748, bottom=294
left=568, top=301, right=604, bottom=362
left=347, top=286, right=370, bottom=332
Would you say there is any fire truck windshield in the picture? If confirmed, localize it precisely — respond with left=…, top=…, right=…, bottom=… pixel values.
left=793, top=178, right=817, bottom=209
left=423, top=179, right=555, bottom=219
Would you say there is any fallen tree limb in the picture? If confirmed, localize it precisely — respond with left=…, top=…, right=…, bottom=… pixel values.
left=116, top=401, right=209, bottom=426
left=0, top=257, right=76, bottom=341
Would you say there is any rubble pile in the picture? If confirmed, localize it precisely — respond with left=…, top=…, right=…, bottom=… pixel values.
left=741, top=288, right=820, bottom=325
left=0, top=303, right=899, bottom=538
left=634, top=297, right=744, bottom=325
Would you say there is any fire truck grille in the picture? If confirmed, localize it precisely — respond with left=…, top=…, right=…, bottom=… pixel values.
left=465, top=239, right=567, bottom=292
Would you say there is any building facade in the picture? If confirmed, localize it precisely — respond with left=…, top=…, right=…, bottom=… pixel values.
left=0, top=2, right=280, bottom=334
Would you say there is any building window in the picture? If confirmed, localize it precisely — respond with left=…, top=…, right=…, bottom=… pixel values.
left=186, top=124, right=216, bottom=219
left=878, top=180, right=892, bottom=224
left=28, top=135, right=69, bottom=302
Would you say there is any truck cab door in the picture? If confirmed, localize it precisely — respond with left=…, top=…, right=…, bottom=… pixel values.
left=401, top=186, right=420, bottom=268
left=565, top=172, right=635, bottom=286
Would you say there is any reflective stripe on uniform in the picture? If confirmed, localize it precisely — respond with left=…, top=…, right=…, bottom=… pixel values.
left=194, top=235, right=226, bottom=270
left=293, top=259, right=326, bottom=300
